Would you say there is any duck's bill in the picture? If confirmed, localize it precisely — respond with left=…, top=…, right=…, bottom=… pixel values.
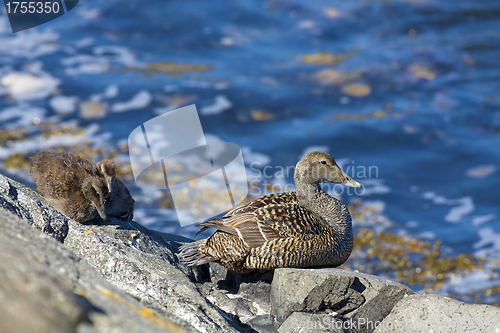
left=107, top=181, right=114, bottom=199
left=341, top=171, right=362, bottom=188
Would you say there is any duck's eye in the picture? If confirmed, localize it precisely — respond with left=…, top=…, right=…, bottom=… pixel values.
left=321, top=161, right=327, bottom=165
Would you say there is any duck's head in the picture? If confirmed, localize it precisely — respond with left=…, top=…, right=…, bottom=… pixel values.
left=82, top=177, right=108, bottom=220
left=295, top=151, right=361, bottom=188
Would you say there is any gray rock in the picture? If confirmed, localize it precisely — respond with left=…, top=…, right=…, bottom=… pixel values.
left=271, top=268, right=415, bottom=331
left=198, top=263, right=274, bottom=331
left=0, top=206, right=191, bottom=333
left=0, top=172, right=238, bottom=333
left=277, top=312, right=352, bottom=333
left=246, top=314, right=275, bottom=333
left=63, top=218, right=237, bottom=333
left=0, top=173, right=69, bottom=241
left=374, top=294, right=500, bottom=333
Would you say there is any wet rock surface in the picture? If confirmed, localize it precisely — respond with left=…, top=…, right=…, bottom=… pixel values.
left=1, top=172, right=499, bottom=333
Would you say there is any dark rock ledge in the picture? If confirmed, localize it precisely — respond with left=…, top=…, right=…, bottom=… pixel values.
left=1, top=172, right=499, bottom=333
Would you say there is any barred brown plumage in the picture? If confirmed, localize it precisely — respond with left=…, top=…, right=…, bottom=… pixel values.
left=179, top=151, right=362, bottom=273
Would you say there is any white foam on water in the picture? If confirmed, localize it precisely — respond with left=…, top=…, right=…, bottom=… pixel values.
left=1, top=72, right=60, bottom=101
left=77, top=7, right=101, bottom=20
left=407, top=221, right=419, bottom=228
left=350, top=199, right=391, bottom=230
left=93, top=45, right=142, bottom=67
left=63, top=45, right=143, bottom=75
left=417, top=231, right=436, bottom=239
left=423, top=192, right=475, bottom=223
left=241, top=147, right=271, bottom=166
left=74, top=37, right=94, bottom=48
left=445, top=197, right=474, bottom=223
left=473, top=227, right=500, bottom=259
left=111, top=90, right=152, bottom=113
left=200, top=95, right=232, bottom=115
left=472, top=214, right=497, bottom=226
left=466, top=164, right=496, bottom=178
left=0, top=103, right=46, bottom=127
left=359, top=178, right=391, bottom=196
left=62, top=55, right=110, bottom=75
left=0, top=29, right=60, bottom=58
left=103, top=85, right=119, bottom=99
left=50, top=95, right=78, bottom=114
left=91, top=84, right=119, bottom=102
left=442, top=268, right=498, bottom=295
left=164, top=85, right=178, bottom=92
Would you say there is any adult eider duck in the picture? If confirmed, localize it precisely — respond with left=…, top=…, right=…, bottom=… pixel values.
left=179, top=151, right=361, bottom=273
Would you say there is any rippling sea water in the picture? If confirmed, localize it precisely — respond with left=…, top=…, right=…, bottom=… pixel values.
left=1, top=0, right=499, bottom=303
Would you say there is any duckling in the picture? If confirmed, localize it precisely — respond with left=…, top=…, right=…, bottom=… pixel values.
left=96, top=159, right=116, bottom=198
left=179, top=151, right=361, bottom=274
left=30, top=152, right=108, bottom=223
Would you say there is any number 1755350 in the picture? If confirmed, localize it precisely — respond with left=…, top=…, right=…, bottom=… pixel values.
left=5, top=1, right=60, bottom=14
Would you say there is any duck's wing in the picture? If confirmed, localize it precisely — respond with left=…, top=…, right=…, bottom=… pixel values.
left=196, top=202, right=325, bottom=248
left=224, top=191, right=297, bottom=216
left=39, top=171, right=79, bottom=199
left=195, top=192, right=297, bottom=235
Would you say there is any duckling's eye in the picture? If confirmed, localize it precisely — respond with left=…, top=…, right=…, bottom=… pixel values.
left=321, top=161, right=327, bottom=165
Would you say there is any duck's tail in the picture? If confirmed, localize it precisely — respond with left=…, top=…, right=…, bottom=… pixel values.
left=178, top=239, right=215, bottom=266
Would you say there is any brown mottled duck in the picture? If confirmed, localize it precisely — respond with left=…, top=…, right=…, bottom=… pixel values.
left=179, top=151, right=361, bottom=273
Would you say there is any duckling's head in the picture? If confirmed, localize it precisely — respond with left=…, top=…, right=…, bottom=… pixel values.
left=105, top=178, right=135, bottom=221
left=295, top=151, right=361, bottom=188
left=82, top=177, right=109, bottom=220
left=96, top=159, right=116, bottom=198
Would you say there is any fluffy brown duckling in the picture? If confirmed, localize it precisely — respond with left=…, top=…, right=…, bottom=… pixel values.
left=179, top=151, right=361, bottom=273
left=30, top=152, right=135, bottom=223
left=30, top=152, right=109, bottom=223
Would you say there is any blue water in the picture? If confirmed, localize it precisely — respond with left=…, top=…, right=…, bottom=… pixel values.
left=1, top=0, right=499, bottom=297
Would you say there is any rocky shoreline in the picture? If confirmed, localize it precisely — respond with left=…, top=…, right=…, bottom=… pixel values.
left=1, top=172, right=499, bottom=333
